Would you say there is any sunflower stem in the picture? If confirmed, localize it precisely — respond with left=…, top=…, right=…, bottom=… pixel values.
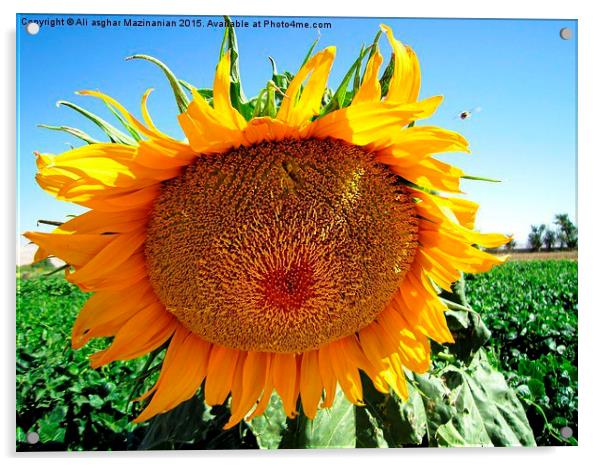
left=43, top=264, right=69, bottom=277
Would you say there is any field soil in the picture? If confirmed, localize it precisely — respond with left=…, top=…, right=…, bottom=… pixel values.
left=496, top=250, right=578, bottom=261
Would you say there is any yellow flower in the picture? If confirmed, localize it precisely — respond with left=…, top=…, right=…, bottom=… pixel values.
left=24, top=24, right=508, bottom=428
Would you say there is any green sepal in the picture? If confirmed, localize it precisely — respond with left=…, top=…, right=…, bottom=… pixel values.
left=320, top=44, right=373, bottom=116
left=300, top=37, right=319, bottom=69
left=220, top=16, right=249, bottom=118
left=102, top=101, right=142, bottom=142
left=268, top=56, right=293, bottom=107
left=56, top=100, right=136, bottom=145
left=179, top=80, right=213, bottom=106
left=462, top=175, right=502, bottom=183
left=37, top=124, right=99, bottom=145
left=126, top=54, right=189, bottom=114
left=379, top=53, right=395, bottom=97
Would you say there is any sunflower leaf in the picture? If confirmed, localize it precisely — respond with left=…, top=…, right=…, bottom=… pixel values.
left=138, top=395, right=207, bottom=450
left=279, top=388, right=355, bottom=448
left=37, top=124, right=99, bottom=145
left=247, top=393, right=287, bottom=449
left=56, top=100, right=136, bottom=145
left=126, top=54, right=189, bottom=113
left=358, top=372, right=427, bottom=447
left=436, top=352, right=536, bottom=447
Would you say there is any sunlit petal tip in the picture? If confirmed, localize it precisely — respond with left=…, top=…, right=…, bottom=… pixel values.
left=379, top=23, right=393, bottom=34
left=324, top=45, right=337, bottom=57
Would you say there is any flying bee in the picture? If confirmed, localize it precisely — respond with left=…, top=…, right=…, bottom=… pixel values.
left=456, top=106, right=482, bottom=120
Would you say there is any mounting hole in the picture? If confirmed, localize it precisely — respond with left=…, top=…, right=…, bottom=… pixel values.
left=25, top=22, right=40, bottom=35
left=559, top=27, right=572, bottom=40
left=560, top=426, right=573, bottom=438
left=26, top=431, right=40, bottom=444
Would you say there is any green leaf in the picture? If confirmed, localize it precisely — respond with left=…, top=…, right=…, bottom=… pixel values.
left=527, top=378, right=547, bottom=399
left=435, top=370, right=494, bottom=447
left=37, top=405, right=67, bottom=444
left=445, top=309, right=492, bottom=363
left=138, top=395, right=206, bottom=450
left=446, top=351, right=536, bottom=446
left=247, top=393, right=287, bottom=449
left=359, top=372, right=427, bottom=447
left=280, top=388, right=355, bottom=448
left=413, top=372, right=454, bottom=446
left=354, top=405, right=388, bottom=448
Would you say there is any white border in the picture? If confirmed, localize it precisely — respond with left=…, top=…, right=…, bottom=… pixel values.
left=3, top=1, right=600, bottom=464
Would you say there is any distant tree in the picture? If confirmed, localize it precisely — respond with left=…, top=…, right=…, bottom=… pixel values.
left=505, top=237, right=517, bottom=251
left=543, top=228, right=557, bottom=250
left=554, top=214, right=578, bottom=249
left=528, top=224, right=546, bottom=251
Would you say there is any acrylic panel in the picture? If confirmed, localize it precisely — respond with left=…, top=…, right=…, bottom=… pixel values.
left=16, top=14, right=578, bottom=451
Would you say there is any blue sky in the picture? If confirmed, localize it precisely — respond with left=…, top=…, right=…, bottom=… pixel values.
left=16, top=15, right=577, bottom=247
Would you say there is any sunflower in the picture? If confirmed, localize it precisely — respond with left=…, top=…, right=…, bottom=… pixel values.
left=24, top=24, right=508, bottom=429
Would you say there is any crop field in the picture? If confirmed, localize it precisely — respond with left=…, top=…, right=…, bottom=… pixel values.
left=16, top=258, right=577, bottom=450
left=465, top=260, right=578, bottom=445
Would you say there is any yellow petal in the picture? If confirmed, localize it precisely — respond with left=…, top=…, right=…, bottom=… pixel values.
left=90, top=302, right=176, bottom=367
left=213, top=51, right=247, bottom=131
left=318, top=346, right=337, bottom=408
left=272, top=353, right=298, bottom=417
left=299, top=350, right=323, bottom=419
left=375, top=126, right=469, bottom=168
left=226, top=351, right=269, bottom=428
left=71, top=281, right=155, bottom=349
left=352, top=50, right=383, bottom=105
left=135, top=329, right=211, bottom=423
left=380, top=24, right=421, bottom=103
left=309, top=96, right=442, bottom=147
left=389, top=156, right=464, bottom=193
left=204, top=345, right=240, bottom=405
left=23, top=231, right=113, bottom=266
left=277, top=47, right=336, bottom=128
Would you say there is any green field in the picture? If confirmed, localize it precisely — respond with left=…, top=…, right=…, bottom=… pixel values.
left=465, top=260, right=578, bottom=446
left=16, top=259, right=577, bottom=450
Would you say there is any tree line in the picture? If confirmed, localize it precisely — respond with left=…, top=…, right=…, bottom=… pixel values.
left=505, top=214, right=578, bottom=252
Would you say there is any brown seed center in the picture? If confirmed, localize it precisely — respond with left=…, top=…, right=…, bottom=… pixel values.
left=144, top=137, right=419, bottom=353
